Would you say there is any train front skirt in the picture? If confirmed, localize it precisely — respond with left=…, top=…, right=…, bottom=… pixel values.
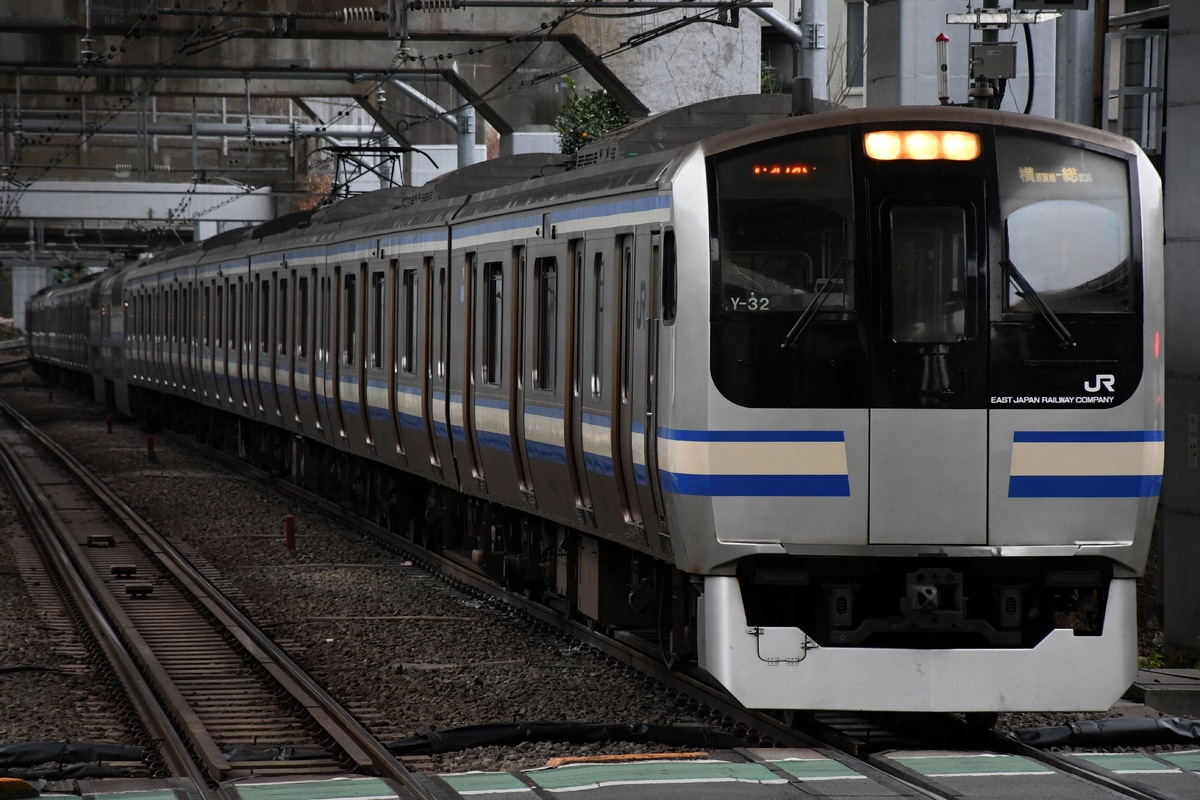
left=698, top=575, right=1136, bottom=712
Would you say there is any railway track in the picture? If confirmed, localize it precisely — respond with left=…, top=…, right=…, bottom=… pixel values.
left=0, top=395, right=435, bottom=798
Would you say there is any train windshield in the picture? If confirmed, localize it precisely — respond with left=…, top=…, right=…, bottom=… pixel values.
left=997, top=135, right=1133, bottom=314
left=712, top=133, right=854, bottom=315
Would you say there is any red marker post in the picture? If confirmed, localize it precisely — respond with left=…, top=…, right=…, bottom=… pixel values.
left=937, top=33, right=950, bottom=105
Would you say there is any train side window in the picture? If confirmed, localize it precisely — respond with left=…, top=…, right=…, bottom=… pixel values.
left=484, top=261, right=503, bottom=385
left=592, top=253, right=604, bottom=399
left=216, top=285, right=224, bottom=350
left=172, top=287, right=179, bottom=344
left=344, top=271, right=357, bottom=365
left=662, top=230, right=677, bottom=324
left=996, top=134, right=1133, bottom=314
left=278, top=277, right=289, bottom=356
left=260, top=279, right=270, bottom=353
left=534, top=256, right=558, bottom=391
left=711, top=132, right=854, bottom=316
left=242, top=282, right=251, bottom=354
left=227, top=284, right=236, bottom=349
left=297, top=277, right=309, bottom=359
left=436, top=266, right=447, bottom=380
left=402, top=268, right=417, bottom=374
left=371, top=270, right=384, bottom=369
left=203, top=285, right=212, bottom=348
left=622, top=245, right=633, bottom=395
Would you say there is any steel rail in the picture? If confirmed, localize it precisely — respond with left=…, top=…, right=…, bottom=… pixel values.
left=0, top=402, right=212, bottom=795
left=0, top=398, right=441, bottom=800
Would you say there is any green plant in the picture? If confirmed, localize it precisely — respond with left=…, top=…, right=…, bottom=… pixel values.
left=1139, top=650, right=1165, bottom=670
left=555, top=78, right=630, bottom=155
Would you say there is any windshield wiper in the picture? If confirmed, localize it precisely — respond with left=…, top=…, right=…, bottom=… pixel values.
left=1001, top=258, right=1076, bottom=348
left=780, top=258, right=851, bottom=349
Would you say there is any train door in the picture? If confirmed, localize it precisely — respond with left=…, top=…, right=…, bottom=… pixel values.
left=333, top=265, right=349, bottom=440
left=171, top=283, right=181, bottom=392
left=613, top=235, right=645, bottom=533
left=199, top=281, right=212, bottom=401
left=509, top=247, right=534, bottom=501
left=230, top=279, right=245, bottom=408
left=315, top=272, right=334, bottom=436
left=566, top=239, right=593, bottom=521
left=264, top=271, right=280, bottom=418
left=628, top=230, right=663, bottom=543
left=244, top=275, right=260, bottom=414
left=217, top=280, right=229, bottom=405
left=284, top=268, right=301, bottom=426
left=181, top=282, right=193, bottom=396
left=461, top=252, right=484, bottom=485
left=426, top=257, right=457, bottom=484
left=643, top=230, right=671, bottom=544
left=365, top=263, right=384, bottom=450
left=866, top=178, right=990, bottom=545
left=385, top=259, right=405, bottom=456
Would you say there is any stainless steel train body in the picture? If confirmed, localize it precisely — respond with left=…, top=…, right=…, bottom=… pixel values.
left=27, top=100, right=1164, bottom=713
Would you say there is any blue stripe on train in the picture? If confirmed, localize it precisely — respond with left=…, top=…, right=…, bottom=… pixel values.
left=661, top=472, right=851, bottom=497
left=1008, top=475, right=1162, bottom=498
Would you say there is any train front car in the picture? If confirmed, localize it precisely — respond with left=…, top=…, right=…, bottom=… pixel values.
left=662, top=107, right=1163, bottom=713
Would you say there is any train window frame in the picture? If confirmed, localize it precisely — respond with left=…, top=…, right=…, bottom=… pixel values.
left=483, top=260, right=503, bottom=386
left=278, top=277, right=289, bottom=356
left=202, top=285, right=211, bottom=348
left=886, top=204, right=971, bottom=344
left=297, top=276, right=309, bottom=360
left=402, top=267, right=417, bottom=375
left=260, top=278, right=270, bottom=354
left=216, top=284, right=224, bottom=353
left=592, top=252, right=604, bottom=399
left=436, top=265, right=447, bottom=380
left=227, top=283, right=237, bottom=350
left=709, top=131, right=856, bottom=319
left=534, top=256, right=558, bottom=392
left=344, top=270, right=358, bottom=366
left=662, top=230, right=677, bottom=325
left=995, top=133, right=1137, bottom=317
left=371, top=269, right=385, bottom=370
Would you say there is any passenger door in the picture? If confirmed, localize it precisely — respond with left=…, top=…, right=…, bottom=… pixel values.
left=866, top=179, right=990, bottom=545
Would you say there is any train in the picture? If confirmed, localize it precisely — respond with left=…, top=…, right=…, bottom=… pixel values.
left=26, top=94, right=1164, bottom=714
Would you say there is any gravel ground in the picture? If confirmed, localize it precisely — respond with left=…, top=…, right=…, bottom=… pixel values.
left=0, top=366, right=740, bottom=774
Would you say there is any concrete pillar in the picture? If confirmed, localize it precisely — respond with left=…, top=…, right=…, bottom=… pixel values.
left=1055, top=8, right=1095, bottom=125
left=799, top=0, right=829, bottom=100
left=456, top=92, right=478, bottom=168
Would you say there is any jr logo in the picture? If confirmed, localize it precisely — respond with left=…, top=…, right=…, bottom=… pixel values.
left=1084, top=374, right=1116, bottom=393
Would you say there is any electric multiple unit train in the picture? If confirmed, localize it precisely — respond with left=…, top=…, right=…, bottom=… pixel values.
left=27, top=96, right=1164, bottom=713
